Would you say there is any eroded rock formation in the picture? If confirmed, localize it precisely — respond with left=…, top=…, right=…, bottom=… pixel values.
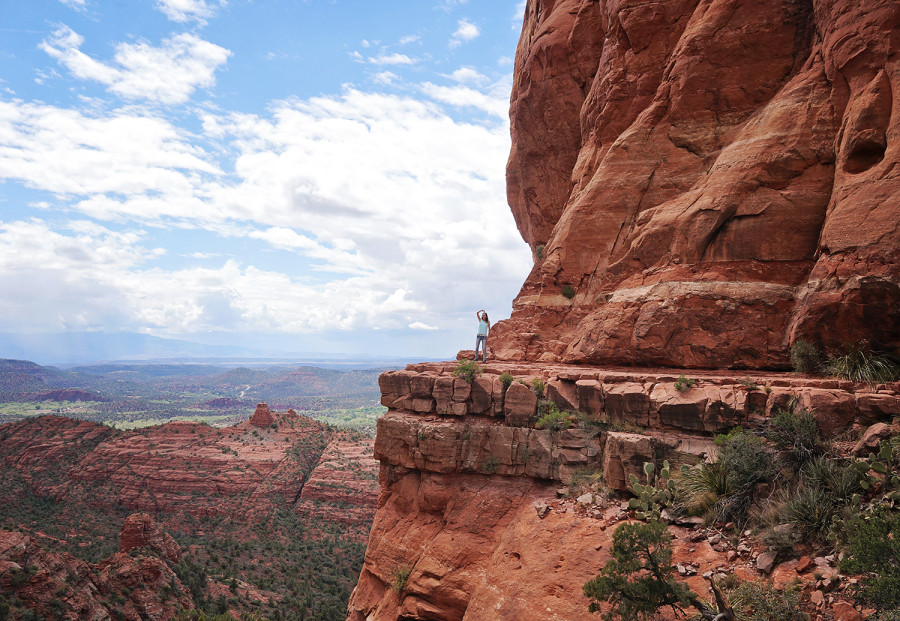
left=346, top=362, right=899, bottom=619
left=493, top=0, right=900, bottom=368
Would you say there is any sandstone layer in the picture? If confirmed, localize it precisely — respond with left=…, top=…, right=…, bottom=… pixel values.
left=493, top=0, right=900, bottom=368
left=346, top=362, right=898, bottom=619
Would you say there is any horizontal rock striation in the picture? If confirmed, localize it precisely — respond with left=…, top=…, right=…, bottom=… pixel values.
left=494, top=0, right=900, bottom=368
left=347, top=363, right=899, bottom=619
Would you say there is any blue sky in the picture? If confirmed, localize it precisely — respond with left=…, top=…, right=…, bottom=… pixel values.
left=0, top=0, right=532, bottom=359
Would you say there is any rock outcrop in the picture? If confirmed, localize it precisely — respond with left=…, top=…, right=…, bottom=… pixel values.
left=493, top=0, right=900, bottom=368
left=346, top=362, right=899, bottom=619
left=120, top=513, right=182, bottom=563
left=0, top=527, right=191, bottom=620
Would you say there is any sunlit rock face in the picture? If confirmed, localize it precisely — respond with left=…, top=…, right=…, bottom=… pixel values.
left=494, top=0, right=900, bottom=369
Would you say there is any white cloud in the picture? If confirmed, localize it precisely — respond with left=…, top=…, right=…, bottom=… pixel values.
left=409, top=321, right=438, bottom=331
left=352, top=51, right=418, bottom=66
left=450, top=19, right=480, bottom=47
left=0, top=99, right=220, bottom=198
left=155, top=0, right=222, bottom=23
left=0, top=86, right=528, bottom=342
left=40, top=25, right=231, bottom=104
left=398, top=35, right=421, bottom=45
left=372, top=71, right=399, bottom=85
left=421, top=82, right=508, bottom=117
left=60, top=0, right=87, bottom=10
left=446, top=67, right=488, bottom=85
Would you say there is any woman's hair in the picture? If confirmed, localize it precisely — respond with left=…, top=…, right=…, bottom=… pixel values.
left=481, top=311, right=489, bottom=323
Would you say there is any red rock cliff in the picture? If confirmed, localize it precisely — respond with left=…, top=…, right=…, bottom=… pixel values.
left=494, top=0, right=900, bottom=368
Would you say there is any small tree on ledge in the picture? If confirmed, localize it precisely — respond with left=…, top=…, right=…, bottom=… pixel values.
left=583, top=520, right=734, bottom=621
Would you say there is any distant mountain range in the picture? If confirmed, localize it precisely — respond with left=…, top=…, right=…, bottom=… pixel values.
left=0, top=331, right=431, bottom=366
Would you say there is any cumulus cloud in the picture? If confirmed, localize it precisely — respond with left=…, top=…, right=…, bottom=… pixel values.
left=155, top=0, right=222, bottom=23
left=450, top=19, right=480, bottom=47
left=0, top=80, right=528, bottom=343
left=40, top=25, right=231, bottom=104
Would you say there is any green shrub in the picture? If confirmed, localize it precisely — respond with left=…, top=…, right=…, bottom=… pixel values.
left=582, top=521, right=694, bottom=620
left=481, top=456, right=501, bottom=474
left=738, top=377, right=759, bottom=391
left=841, top=508, right=900, bottom=611
left=826, top=343, right=900, bottom=383
left=790, top=340, right=823, bottom=374
left=674, top=375, right=696, bottom=392
left=676, top=461, right=732, bottom=519
left=535, top=244, right=545, bottom=260
left=729, top=580, right=807, bottom=621
left=718, top=430, right=776, bottom=492
left=453, top=360, right=482, bottom=383
left=784, top=485, right=836, bottom=541
left=498, top=372, right=514, bottom=389
left=535, top=403, right=576, bottom=431
left=561, top=284, right=576, bottom=299
left=390, top=565, right=411, bottom=595
left=765, top=409, right=825, bottom=468
left=531, top=378, right=546, bottom=396
left=801, top=456, right=861, bottom=502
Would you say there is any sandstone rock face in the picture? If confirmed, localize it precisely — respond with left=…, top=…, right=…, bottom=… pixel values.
left=494, top=0, right=900, bottom=369
left=120, top=513, right=182, bottom=562
left=250, top=402, right=274, bottom=427
left=347, top=362, right=899, bottom=619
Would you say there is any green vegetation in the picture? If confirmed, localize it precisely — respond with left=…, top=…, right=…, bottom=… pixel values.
left=790, top=339, right=823, bottom=374
left=390, top=565, right=411, bottom=595
left=583, top=521, right=716, bottom=620
left=531, top=378, right=546, bottom=396
left=534, top=402, right=576, bottom=431
left=841, top=508, right=900, bottom=613
left=825, top=342, right=900, bottom=383
left=535, top=244, right=545, bottom=260
left=453, top=360, right=482, bottom=383
left=729, top=581, right=808, bottom=621
left=498, top=372, right=514, bottom=389
left=627, top=461, right=675, bottom=521
left=764, top=409, right=825, bottom=468
left=561, top=284, right=576, bottom=299
left=673, top=375, right=696, bottom=392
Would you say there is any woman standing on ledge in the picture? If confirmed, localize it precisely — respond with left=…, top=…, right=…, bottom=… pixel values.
left=475, top=310, right=490, bottom=363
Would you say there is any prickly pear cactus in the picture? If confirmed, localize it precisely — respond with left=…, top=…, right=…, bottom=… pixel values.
left=628, top=460, right=676, bottom=521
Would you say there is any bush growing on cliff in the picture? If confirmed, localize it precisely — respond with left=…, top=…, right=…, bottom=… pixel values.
left=673, top=375, right=696, bottom=392
left=531, top=378, right=546, bottom=396
left=453, top=360, right=482, bottom=383
left=583, top=521, right=694, bottom=620
left=790, top=340, right=823, bottom=374
left=764, top=409, right=825, bottom=469
left=583, top=521, right=732, bottom=620
left=390, top=565, right=411, bottom=595
left=534, top=402, right=576, bottom=431
left=498, top=372, right=514, bottom=389
left=561, top=284, right=576, bottom=299
left=825, top=342, right=900, bottom=384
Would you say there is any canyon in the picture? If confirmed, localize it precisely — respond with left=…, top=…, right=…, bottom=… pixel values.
left=0, top=404, right=379, bottom=618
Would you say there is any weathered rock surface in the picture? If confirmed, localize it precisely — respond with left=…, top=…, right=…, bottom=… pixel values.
left=347, top=361, right=898, bottom=619
left=120, top=512, right=182, bottom=562
left=494, top=0, right=900, bottom=369
left=0, top=527, right=191, bottom=620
